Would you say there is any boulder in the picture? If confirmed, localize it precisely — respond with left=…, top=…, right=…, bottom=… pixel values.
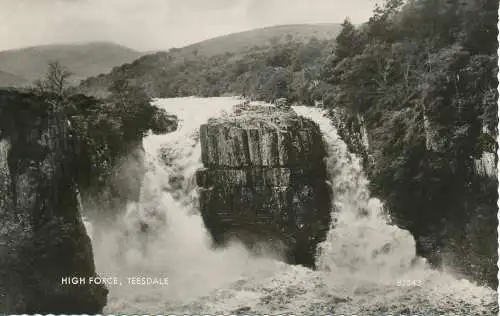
left=196, top=104, right=332, bottom=266
left=0, top=91, right=107, bottom=314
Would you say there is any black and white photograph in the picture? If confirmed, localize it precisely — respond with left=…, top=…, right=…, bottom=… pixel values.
left=0, top=0, right=498, bottom=314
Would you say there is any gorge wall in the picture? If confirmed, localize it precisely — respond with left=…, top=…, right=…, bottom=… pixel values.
left=196, top=104, right=332, bottom=266
left=0, top=90, right=107, bottom=313
left=329, top=105, right=498, bottom=289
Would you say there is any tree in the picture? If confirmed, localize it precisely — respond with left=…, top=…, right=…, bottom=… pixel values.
left=34, top=61, right=73, bottom=98
left=269, top=36, right=281, bottom=46
left=334, top=18, right=364, bottom=61
left=106, top=77, right=159, bottom=141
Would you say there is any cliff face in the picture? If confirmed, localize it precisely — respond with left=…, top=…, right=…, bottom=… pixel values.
left=196, top=105, right=332, bottom=266
left=329, top=103, right=498, bottom=289
left=328, top=107, right=371, bottom=168
left=0, top=91, right=107, bottom=313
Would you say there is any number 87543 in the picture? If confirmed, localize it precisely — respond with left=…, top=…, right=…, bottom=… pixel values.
left=396, top=279, right=423, bottom=287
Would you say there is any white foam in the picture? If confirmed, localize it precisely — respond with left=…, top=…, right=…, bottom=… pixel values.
left=83, top=97, right=496, bottom=314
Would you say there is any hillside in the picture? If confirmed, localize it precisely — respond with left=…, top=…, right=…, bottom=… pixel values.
left=77, top=23, right=341, bottom=98
left=0, top=42, right=143, bottom=86
left=180, top=23, right=342, bottom=57
left=0, top=70, right=27, bottom=87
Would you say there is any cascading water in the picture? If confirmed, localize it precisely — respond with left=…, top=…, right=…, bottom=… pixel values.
left=294, top=107, right=421, bottom=279
left=85, top=97, right=497, bottom=315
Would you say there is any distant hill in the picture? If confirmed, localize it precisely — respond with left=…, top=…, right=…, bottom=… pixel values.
left=0, top=70, right=27, bottom=88
left=179, top=23, right=342, bottom=57
left=0, top=42, right=143, bottom=87
left=77, top=23, right=341, bottom=98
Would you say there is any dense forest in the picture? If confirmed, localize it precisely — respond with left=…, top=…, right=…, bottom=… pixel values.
left=323, top=0, right=499, bottom=289
left=77, top=38, right=335, bottom=102
left=78, top=0, right=498, bottom=288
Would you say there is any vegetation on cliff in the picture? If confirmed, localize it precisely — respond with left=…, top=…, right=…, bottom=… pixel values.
left=209, top=103, right=301, bottom=129
left=321, top=0, right=498, bottom=288
left=27, top=62, right=178, bottom=219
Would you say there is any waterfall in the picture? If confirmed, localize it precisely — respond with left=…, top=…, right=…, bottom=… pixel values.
left=474, top=151, right=497, bottom=177
left=84, top=97, right=497, bottom=314
left=293, top=106, right=422, bottom=280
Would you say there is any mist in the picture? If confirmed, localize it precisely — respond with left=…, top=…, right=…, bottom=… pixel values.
left=0, top=0, right=379, bottom=52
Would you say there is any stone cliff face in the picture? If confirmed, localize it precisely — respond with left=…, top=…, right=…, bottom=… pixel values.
left=0, top=91, right=107, bottom=313
left=328, top=107, right=371, bottom=169
left=196, top=105, right=332, bottom=266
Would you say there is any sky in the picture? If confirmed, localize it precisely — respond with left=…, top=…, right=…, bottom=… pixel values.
left=0, top=0, right=379, bottom=52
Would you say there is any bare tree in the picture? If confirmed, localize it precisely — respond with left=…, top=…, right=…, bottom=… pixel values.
left=34, top=61, right=73, bottom=98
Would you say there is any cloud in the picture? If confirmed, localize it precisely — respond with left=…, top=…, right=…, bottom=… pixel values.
left=0, top=0, right=378, bottom=52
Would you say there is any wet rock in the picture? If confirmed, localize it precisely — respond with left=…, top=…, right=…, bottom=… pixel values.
left=196, top=104, right=332, bottom=267
left=149, top=107, right=178, bottom=135
left=0, top=90, right=107, bottom=314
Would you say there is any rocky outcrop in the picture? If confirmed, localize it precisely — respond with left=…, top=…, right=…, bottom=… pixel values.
left=196, top=104, right=332, bottom=266
left=68, top=94, right=178, bottom=231
left=0, top=90, right=107, bottom=314
left=328, top=107, right=372, bottom=169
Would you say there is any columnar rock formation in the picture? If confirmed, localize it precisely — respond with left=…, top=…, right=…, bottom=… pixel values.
left=0, top=91, right=107, bottom=314
left=196, top=104, right=332, bottom=266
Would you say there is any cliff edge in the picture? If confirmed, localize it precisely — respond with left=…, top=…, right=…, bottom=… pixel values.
left=0, top=91, right=107, bottom=313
